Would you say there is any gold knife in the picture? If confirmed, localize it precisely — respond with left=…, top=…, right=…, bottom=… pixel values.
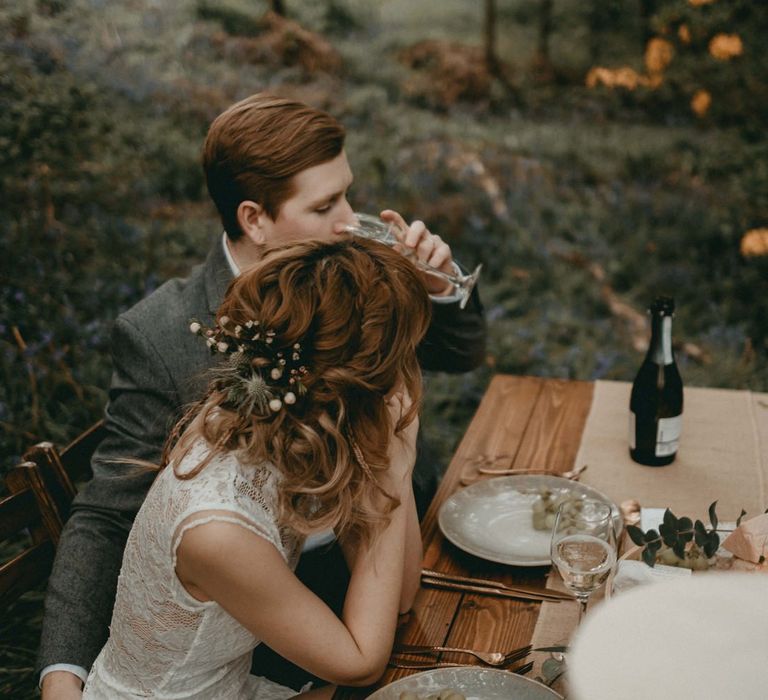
left=421, top=577, right=566, bottom=602
left=422, top=568, right=573, bottom=601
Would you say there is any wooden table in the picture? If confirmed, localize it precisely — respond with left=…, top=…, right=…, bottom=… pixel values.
left=335, top=374, right=594, bottom=698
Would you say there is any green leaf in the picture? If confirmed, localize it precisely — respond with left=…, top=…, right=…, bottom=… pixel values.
left=676, top=516, right=693, bottom=544
left=694, top=520, right=708, bottom=547
left=644, top=528, right=660, bottom=544
left=672, top=540, right=686, bottom=559
left=663, top=508, right=677, bottom=530
left=708, top=501, right=718, bottom=530
left=659, top=522, right=677, bottom=547
left=704, top=532, right=720, bottom=558
left=642, top=546, right=657, bottom=567
left=627, top=524, right=645, bottom=547
left=736, top=509, right=747, bottom=527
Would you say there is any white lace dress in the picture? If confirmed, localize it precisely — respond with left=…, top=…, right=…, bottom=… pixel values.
left=82, top=440, right=305, bottom=699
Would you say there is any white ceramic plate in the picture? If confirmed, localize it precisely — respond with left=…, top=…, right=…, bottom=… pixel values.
left=438, top=475, right=621, bottom=566
left=569, top=575, right=768, bottom=699
left=366, top=666, right=562, bottom=700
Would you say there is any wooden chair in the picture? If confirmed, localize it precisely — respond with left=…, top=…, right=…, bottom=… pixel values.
left=1, top=420, right=106, bottom=606
left=21, top=420, right=106, bottom=521
left=1, top=463, right=64, bottom=606
left=57, top=419, right=106, bottom=485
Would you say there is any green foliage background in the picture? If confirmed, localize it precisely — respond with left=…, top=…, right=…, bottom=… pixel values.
left=1, top=0, right=767, bottom=695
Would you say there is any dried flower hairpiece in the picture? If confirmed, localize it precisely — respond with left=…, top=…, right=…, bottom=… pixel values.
left=190, top=316, right=308, bottom=415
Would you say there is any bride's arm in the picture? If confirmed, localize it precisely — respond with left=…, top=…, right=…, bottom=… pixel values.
left=340, top=474, right=421, bottom=615
left=175, top=483, right=410, bottom=686
left=175, top=397, right=419, bottom=687
left=339, top=394, right=422, bottom=615
left=399, top=481, right=423, bottom=613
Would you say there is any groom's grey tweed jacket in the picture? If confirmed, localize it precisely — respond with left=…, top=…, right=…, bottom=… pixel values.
left=38, top=236, right=486, bottom=673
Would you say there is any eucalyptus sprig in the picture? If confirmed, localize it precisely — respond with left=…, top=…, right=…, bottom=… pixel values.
left=626, top=501, right=742, bottom=568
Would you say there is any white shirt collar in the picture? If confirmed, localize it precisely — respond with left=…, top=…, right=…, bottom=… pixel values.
left=222, top=233, right=240, bottom=277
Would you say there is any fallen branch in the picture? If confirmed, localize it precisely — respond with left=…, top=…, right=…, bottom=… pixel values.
left=555, top=252, right=710, bottom=363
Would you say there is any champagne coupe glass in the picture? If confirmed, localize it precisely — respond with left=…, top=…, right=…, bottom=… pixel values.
left=343, top=213, right=482, bottom=309
left=550, top=498, right=617, bottom=623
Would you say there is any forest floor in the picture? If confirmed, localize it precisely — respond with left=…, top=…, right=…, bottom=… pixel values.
left=1, top=1, right=767, bottom=696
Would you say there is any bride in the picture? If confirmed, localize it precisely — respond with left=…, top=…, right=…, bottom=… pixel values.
left=82, top=238, right=429, bottom=698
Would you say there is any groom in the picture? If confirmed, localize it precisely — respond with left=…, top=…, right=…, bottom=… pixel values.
left=39, top=93, right=486, bottom=697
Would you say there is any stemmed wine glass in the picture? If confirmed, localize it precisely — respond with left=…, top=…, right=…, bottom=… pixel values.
left=343, top=213, right=482, bottom=309
left=550, top=498, right=617, bottom=623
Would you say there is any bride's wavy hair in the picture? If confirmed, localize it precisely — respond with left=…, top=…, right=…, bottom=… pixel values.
left=165, top=237, right=431, bottom=543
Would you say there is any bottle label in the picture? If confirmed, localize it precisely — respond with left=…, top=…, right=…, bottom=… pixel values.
left=656, top=415, right=682, bottom=456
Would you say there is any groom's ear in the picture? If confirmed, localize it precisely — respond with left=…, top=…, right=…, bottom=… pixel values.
left=237, top=200, right=268, bottom=246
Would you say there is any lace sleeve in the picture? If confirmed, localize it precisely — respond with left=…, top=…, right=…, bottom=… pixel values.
left=170, top=508, right=285, bottom=604
left=172, top=507, right=283, bottom=562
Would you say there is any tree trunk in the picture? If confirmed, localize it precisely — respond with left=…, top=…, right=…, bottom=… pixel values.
left=537, top=0, right=554, bottom=63
left=484, top=0, right=498, bottom=72
left=639, top=0, right=658, bottom=46
left=532, top=0, right=555, bottom=82
left=587, top=0, right=601, bottom=66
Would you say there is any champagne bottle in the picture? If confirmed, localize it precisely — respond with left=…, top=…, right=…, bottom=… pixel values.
left=629, top=297, right=683, bottom=466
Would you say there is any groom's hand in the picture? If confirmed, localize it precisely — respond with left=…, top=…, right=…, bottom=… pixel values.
left=41, top=670, right=83, bottom=699
left=379, top=209, right=456, bottom=296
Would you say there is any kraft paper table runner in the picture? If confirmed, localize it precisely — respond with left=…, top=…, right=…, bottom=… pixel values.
left=577, top=380, right=767, bottom=521
left=529, top=380, right=768, bottom=689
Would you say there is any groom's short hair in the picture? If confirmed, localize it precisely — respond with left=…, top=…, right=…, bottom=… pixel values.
left=203, top=93, right=346, bottom=240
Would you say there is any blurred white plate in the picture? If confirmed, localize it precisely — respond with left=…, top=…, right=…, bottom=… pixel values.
left=366, top=666, right=562, bottom=699
left=569, top=575, right=768, bottom=699
left=438, top=475, right=621, bottom=566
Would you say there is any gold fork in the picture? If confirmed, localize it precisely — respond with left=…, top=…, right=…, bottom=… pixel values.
left=478, top=463, right=587, bottom=478
left=388, top=658, right=535, bottom=675
left=460, top=463, right=587, bottom=485
left=392, top=643, right=532, bottom=667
